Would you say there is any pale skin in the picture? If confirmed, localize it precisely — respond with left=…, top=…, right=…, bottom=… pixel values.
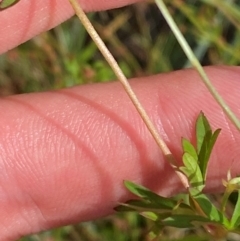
left=0, top=0, right=240, bottom=240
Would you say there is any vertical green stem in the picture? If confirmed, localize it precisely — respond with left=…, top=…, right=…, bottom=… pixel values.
left=155, top=0, right=240, bottom=131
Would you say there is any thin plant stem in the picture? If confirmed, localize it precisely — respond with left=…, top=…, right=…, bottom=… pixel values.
left=68, top=0, right=189, bottom=189
left=155, top=0, right=240, bottom=131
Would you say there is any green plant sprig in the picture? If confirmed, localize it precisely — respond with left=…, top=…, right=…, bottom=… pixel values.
left=67, top=2, right=240, bottom=239
left=1, top=0, right=240, bottom=240
left=116, top=112, right=240, bottom=240
left=180, top=112, right=221, bottom=196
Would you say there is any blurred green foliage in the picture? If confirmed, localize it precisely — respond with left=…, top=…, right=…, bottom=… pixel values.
left=1, top=1, right=240, bottom=96
left=0, top=0, right=239, bottom=240
left=20, top=213, right=150, bottom=241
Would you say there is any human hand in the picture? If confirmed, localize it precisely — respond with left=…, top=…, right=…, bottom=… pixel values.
left=0, top=0, right=240, bottom=240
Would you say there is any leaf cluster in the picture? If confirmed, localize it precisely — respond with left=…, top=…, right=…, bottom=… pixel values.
left=180, top=111, right=221, bottom=196
left=116, top=112, right=240, bottom=240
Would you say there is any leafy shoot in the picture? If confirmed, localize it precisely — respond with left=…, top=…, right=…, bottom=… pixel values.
left=116, top=112, right=240, bottom=240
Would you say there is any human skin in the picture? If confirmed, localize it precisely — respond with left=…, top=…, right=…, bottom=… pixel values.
left=0, top=0, right=240, bottom=240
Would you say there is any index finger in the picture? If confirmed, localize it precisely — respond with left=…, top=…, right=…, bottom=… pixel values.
left=0, top=0, right=141, bottom=54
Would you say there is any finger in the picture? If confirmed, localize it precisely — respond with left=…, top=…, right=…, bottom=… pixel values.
left=0, top=0, right=142, bottom=54
left=0, top=66, right=239, bottom=240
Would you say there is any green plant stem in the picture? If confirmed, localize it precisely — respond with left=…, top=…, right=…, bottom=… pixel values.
left=221, top=187, right=233, bottom=213
left=155, top=0, right=240, bottom=131
left=68, top=0, right=189, bottom=189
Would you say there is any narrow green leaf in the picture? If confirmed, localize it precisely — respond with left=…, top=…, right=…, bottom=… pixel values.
left=114, top=204, right=137, bottom=212
left=182, top=138, right=198, bottom=161
left=199, top=128, right=221, bottom=180
left=161, top=214, right=212, bottom=228
left=118, top=198, right=193, bottom=215
left=193, top=194, right=229, bottom=226
left=115, top=199, right=173, bottom=213
left=198, top=130, right=211, bottom=166
left=126, top=199, right=169, bottom=210
left=230, top=190, right=240, bottom=229
left=180, top=152, right=204, bottom=196
left=123, top=180, right=177, bottom=208
left=196, top=112, right=211, bottom=154
left=141, top=211, right=158, bottom=221
left=181, top=153, right=200, bottom=179
left=0, top=0, right=20, bottom=10
left=196, top=112, right=221, bottom=181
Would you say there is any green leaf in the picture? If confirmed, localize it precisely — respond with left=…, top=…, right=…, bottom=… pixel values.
left=180, top=152, right=204, bottom=196
left=123, top=180, right=177, bottom=208
left=198, top=128, right=221, bottom=180
left=182, top=138, right=198, bottom=161
left=193, top=194, right=229, bottom=226
left=196, top=112, right=221, bottom=181
left=198, top=131, right=212, bottom=165
left=114, top=203, right=141, bottom=212
left=115, top=198, right=193, bottom=216
left=141, top=211, right=159, bottom=221
left=230, top=190, right=240, bottom=229
left=115, top=199, right=173, bottom=213
left=0, top=0, right=20, bottom=10
left=161, top=214, right=213, bottom=228
left=196, top=111, right=211, bottom=154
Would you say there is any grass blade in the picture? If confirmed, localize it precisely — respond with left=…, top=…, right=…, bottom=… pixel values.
left=155, top=0, right=240, bottom=131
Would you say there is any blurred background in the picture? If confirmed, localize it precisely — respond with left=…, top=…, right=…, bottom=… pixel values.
left=0, top=0, right=240, bottom=240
